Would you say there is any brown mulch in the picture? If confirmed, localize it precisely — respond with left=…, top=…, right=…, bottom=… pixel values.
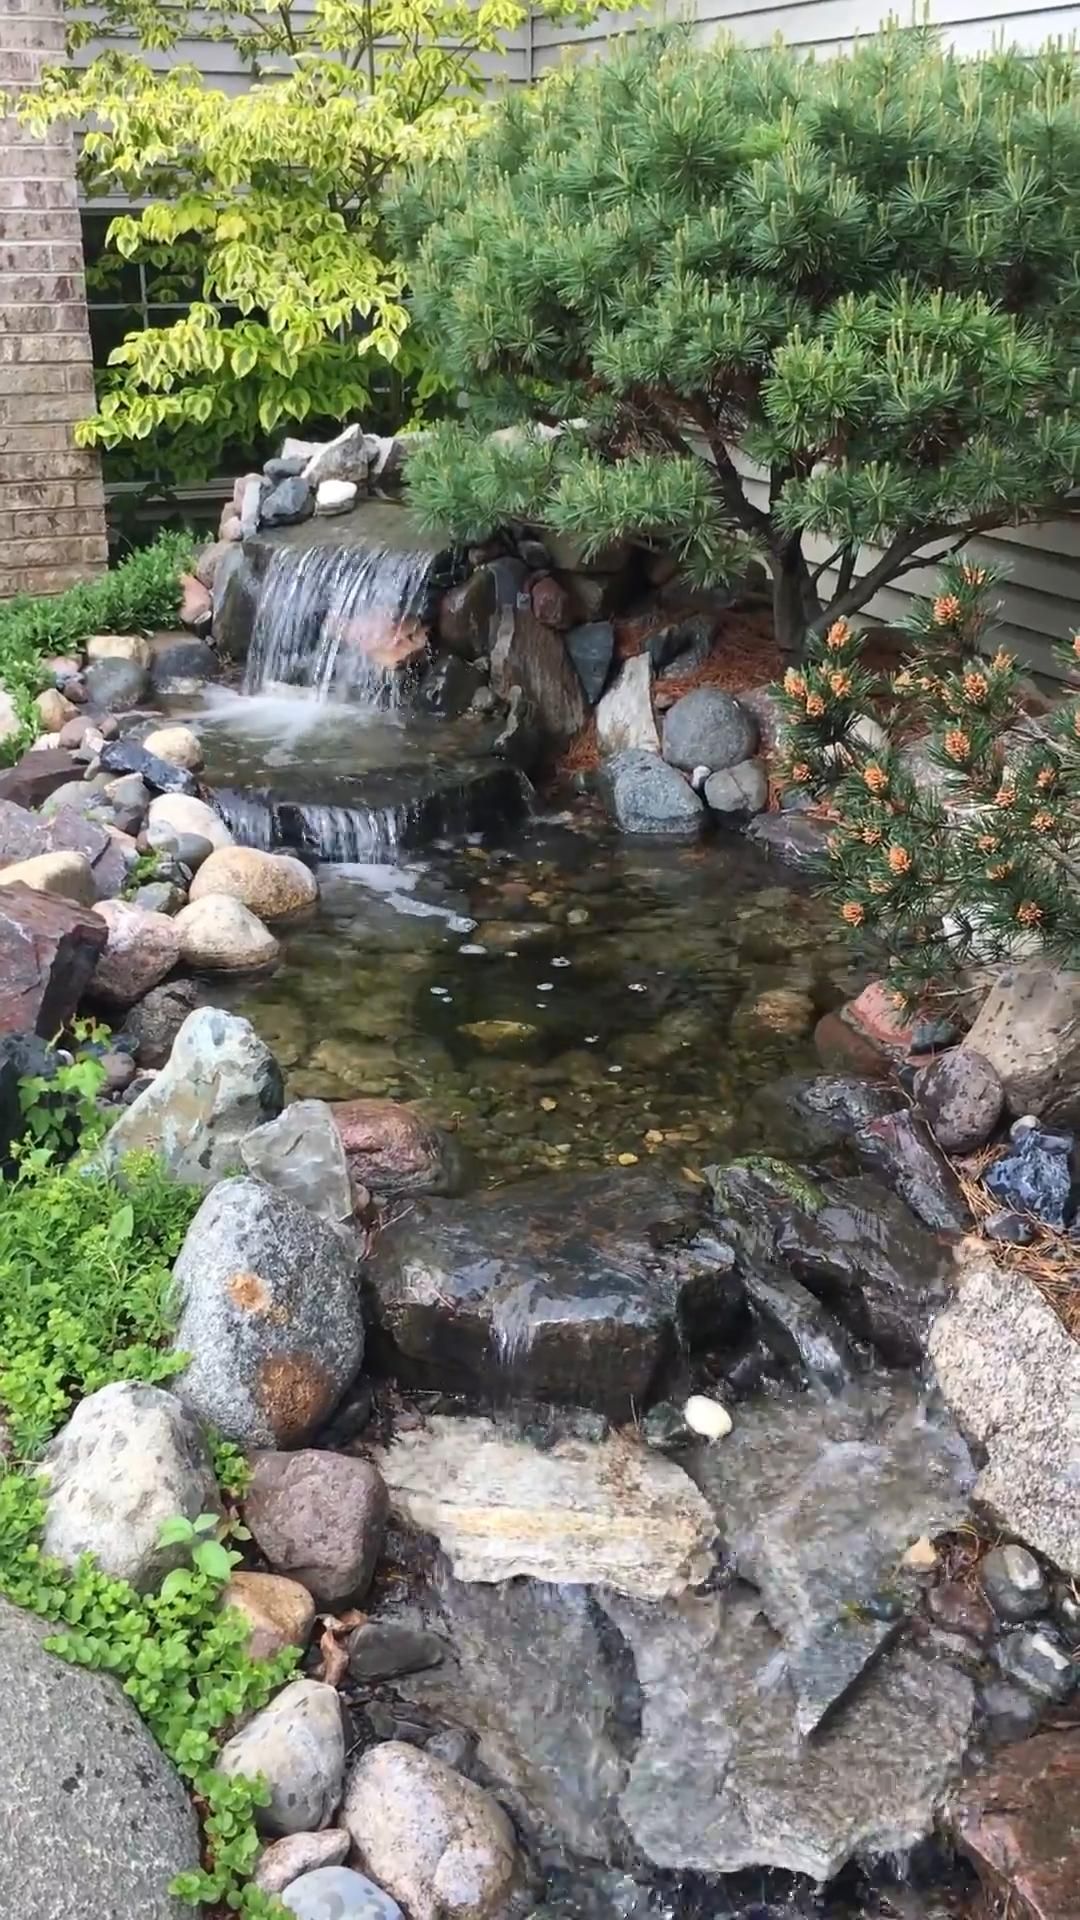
left=956, top=1145, right=1080, bottom=1340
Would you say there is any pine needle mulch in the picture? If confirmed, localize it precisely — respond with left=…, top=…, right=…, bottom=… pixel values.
left=955, top=1146, right=1080, bottom=1340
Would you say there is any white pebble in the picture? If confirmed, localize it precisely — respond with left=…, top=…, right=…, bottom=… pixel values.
left=552, top=956, right=571, bottom=968
left=538, top=982, right=554, bottom=992
left=628, top=982, right=646, bottom=993
left=458, top=944, right=487, bottom=956
left=683, top=1394, right=733, bottom=1440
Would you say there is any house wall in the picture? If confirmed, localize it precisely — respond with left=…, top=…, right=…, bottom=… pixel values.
left=0, top=0, right=107, bottom=599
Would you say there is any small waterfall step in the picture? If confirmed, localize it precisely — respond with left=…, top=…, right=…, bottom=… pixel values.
left=212, top=758, right=530, bottom=862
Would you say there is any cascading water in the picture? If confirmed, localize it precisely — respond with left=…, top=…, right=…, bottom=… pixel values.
left=243, top=539, right=434, bottom=704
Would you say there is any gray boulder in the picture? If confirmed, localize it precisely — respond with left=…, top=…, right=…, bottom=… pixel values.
left=241, top=1099, right=355, bottom=1226
left=598, top=749, right=704, bottom=838
left=219, top=1679, right=344, bottom=1835
left=962, top=963, right=1080, bottom=1126
left=565, top=621, right=615, bottom=704
left=83, top=656, right=150, bottom=712
left=914, top=1048, right=1004, bottom=1154
left=121, top=978, right=201, bottom=1068
left=929, top=1258, right=1080, bottom=1576
left=98, top=1006, right=283, bottom=1186
left=148, top=630, right=220, bottom=695
left=662, top=689, right=757, bottom=773
left=344, top=1742, right=518, bottom=1920
left=284, top=1866, right=403, bottom=1920
left=0, top=1596, right=200, bottom=1920
left=40, top=1381, right=220, bottom=1592
left=170, top=1178, right=365, bottom=1447
left=703, top=759, right=768, bottom=816
left=262, top=476, right=314, bottom=527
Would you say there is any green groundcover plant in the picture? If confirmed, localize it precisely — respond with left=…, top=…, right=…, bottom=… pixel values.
left=395, top=27, right=1080, bottom=654
left=773, top=556, right=1080, bottom=1002
left=0, top=1129, right=295, bottom=1915
left=0, top=531, right=194, bottom=764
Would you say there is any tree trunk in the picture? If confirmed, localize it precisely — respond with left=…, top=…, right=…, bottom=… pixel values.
left=771, top=540, right=822, bottom=657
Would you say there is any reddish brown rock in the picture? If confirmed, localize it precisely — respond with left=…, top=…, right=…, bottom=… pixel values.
left=90, top=901, right=182, bottom=1009
left=331, top=1097, right=461, bottom=1198
left=926, top=1580, right=995, bottom=1643
left=0, top=750, right=83, bottom=811
left=223, top=1570, right=316, bottom=1662
left=179, top=572, right=212, bottom=631
left=813, top=1010, right=893, bottom=1080
left=0, top=883, right=107, bottom=1037
left=530, top=574, right=573, bottom=628
left=243, top=1449, right=388, bottom=1609
left=955, top=1731, right=1080, bottom=1920
left=490, top=604, right=586, bottom=746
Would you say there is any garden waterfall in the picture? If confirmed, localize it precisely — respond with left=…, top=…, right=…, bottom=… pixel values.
left=243, top=539, right=434, bottom=704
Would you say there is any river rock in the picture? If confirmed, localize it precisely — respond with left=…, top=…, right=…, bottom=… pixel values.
left=35, top=686, right=77, bottom=732
left=255, top=1834, right=352, bottom=1898
left=224, top=1570, right=316, bottom=1661
left=913, top=1047, right=1004, bottom=1153
left=242, top=1099, right=354, bottom=1225
left=929, top=1258, right=1080, bottom=1576
left=489, top=603, right=586, bottom=745
left=148, top=792, right=234, bottom=852
left=189, top=846, right=317, bottom=924
left=120, top=976, right=201, bottom=1067
left=996, top=1624, right=1076, bottom=1702
left=981, top=1543, right=1050, bottom=1623
left=703, top=759, right=768, bottom=816
left=0, top=849, right=96, bottom=907
left=174, top=894, right=280, bottom=971
left=331, top=1097, right=460, bottom=1198
left=712, top=1159, right=950, bottom=1366
left=262, top=476, right=315, bottom=527
left=691, top=1379, right=974, bottom=1733
left=284, top=1866, right=402, bottom=1920
left=0, top=1595, right=201, bottom=1920
left=0, top=882, right=106, bottom=1037
left=374, top=1415, right=714, bottom=1600
left=243, top=1449, right=388, bottom=1608
left=366, top=1167, right=740, bottom=1412
left=598, top=749, right=704, bottom=837
left=99, top=1005, right=283, bottom=1184
left=963, top=963, right=1080, bottom=1125
left=219, top=1679, right=344, bottom=1835
left=956, top=1729, right=1080, bottom=1920
left=595, top=654, right=659, bottom=755
left=86, top=633, right=150, bottom=669
left=662, top=688, right=757, bottom=773
left=347, top=1621, right=445, bottom=1682
left=141, top=725, right=205, bottom=772
left=343, top=1741, right=518, bottom=1920
left=40, top=1381, right=220, bottom=1592
left=84, top=656, right=150, bottom=712
left=148, top=630, right=219, bottom=694
left=170, top=1178, right=365, bottom=1447
left=315, top=479, right=357, bottom=516
left=89, top=899, right=182, bottom=1008
left=565, top=621, right=615, bottom=703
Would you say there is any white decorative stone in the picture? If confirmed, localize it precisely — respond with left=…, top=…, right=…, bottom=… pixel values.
left=683, top=1395, right=733, bottom=1440
left=315, top=479, right=358, bottom=516
left=596, top=655, right=660, bottom=756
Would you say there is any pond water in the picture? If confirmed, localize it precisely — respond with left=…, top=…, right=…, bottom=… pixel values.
left=212, top=800, right=866, bottom=1184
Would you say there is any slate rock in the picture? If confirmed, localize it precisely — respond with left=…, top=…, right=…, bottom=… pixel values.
left=703, top=759, right=768, bottom=816
left=984, top=1126, right=1074, bottom=1228
left=171, top=1178, right=365, bottom=1447
left=0, top=882, right=106, bottom=1037
left=120, top=977, right=201, bottom=1067
left=365, top=1167, right=740, bottom=1413
left=344, top=1741, right=518, bottom=1920
left=983, top=1207, right=1037, bottom=1246
left=262, top=476, right=315, bottom=526
left=83, top=656, right=150, bottom=712
left=347, top=1621, right=446, bottom=1682
left=662, top=688, right=757, bottom=773
left=98, top=737, right=199, bottom=796
left=913, top=1047, right=1004, bottom=1153
left=598, top=749, right=704, bottom=838
left=89, top=899, right=182, bottom=1008
left=219, top=1679, right=344, bottom=1835
left=565, top=621, right=615, bottom=703
left=242, top=1099, right=355, bottom=1226
left=254, top=1832, right=351, bottom=1898
left=99, top=1005, right=283, bottom=1184
left=929, top=1259, right=1080, bottom=1576
left=284, top=1866, right=404, bottom=1920
left=243, top=1448, right=388, bottom=1609
left=437, top=569, right=500, bottom=660
left=850, top=1106, right=971, bottom=1233
left=265, top=454, right=308, bottom=482
left=981, top=1543, right=1050, bottom=1623
left=648, top=613, right=712, bottom=676
left=0, top=1595, right=200, bottom=1920
left=40, top=1381, right=220, bottom=1592
left=956, top=1729, right=1080, bottom=1920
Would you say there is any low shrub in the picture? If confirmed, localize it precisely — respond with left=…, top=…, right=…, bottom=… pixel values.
left=774, top=557, right=1080, bottom=1001
left=0, top=530, right=195, bottom=762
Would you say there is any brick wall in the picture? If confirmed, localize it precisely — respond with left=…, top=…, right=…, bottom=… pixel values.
left=0, top=0, right=107, bottom=600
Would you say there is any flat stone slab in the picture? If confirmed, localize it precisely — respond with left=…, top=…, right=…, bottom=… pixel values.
left=374, top=1415, right=716, bottom=1601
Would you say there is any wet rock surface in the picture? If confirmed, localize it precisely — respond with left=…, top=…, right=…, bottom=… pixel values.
left=365, top=1168, right=740, bottom=1410
left=332, top=1097, right=461, bottom=1198
left=956, top=1731, right=1080, bottom=1920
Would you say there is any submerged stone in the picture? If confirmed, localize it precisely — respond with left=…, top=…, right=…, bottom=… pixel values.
left=365, top=1168, right=741, bottom=1412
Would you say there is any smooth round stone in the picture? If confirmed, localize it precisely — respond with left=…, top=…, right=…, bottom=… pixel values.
left=147, top=793, right=233, bottom=854
left=982, top=1543, right=1050, bottom=1623
left=283, top=1866, right=404, bottom=1920
left=142, top=725, right=205, bottom=772
left=913, top=1047, right=1004, bottom=1154
left=996, top=1624, right=1076, bottom=1702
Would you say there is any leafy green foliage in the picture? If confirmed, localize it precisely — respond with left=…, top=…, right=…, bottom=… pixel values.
left=396, top=28, right=1080, bottom=651
left=0, top=531, right=195, bottom=764
left=0, top=1148, right=295, bottom=1912
left=17, top=1048, right=108, bottom=1161
left=774, top=557, right=1080, bottom=1000
left=23, top=0, right=635, bottom=479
